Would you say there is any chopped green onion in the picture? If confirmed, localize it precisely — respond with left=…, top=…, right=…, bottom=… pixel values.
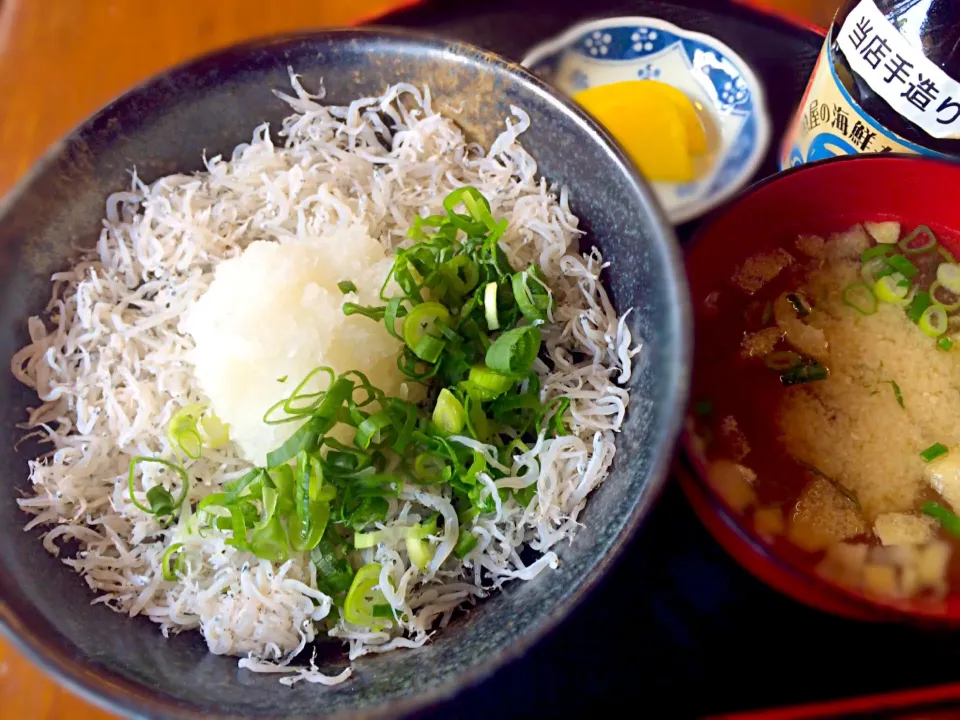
left=786, top=292, right=811, bottom=317
left=899, top=225, right=937, bottom=254
left=338, top=280, right=358, bottom=294
left=405, top=535, right=433, bottom=570
left=312, top=536, right=355, bottom=596
left=861, top=256, right=894, bottom=285
left=861, top=245, right=895, bottom=262
left=930, top=281, right=960, bottom=311
left=442, top=256, right=480, bottom=296
left=413, top=452, right=448, bottom=484
left=922, top=501, right=960, bottom=538
left=919, top=305, right=948, bottom=337
left=412, top=335, right=445, bottom=364
left=432, top=388, right=466, bottom=434
left=886, top=380, right=904, bottom=409
left=466, top=365, right=515, bottom=398
left=906, top=290, right=932, bottom=323
left=779, top=361, right=828, bottom=387
left=484, top=282, right=500, bottom=330
left=887, top=254, right=919, bottom=278
left=167, top=404, right=205, bottom=459
left=454, top=531, right=478, bottom=558
left=288, top=497, right=330, bottom=553
left=355, top=411, right=393, bottom=450
left=764, top=351, right=802, bottom=371
left=200, top=413, right=229, bottom=449
left=874, top=274, right=913, bottom=306
left=485, top=326, right=541, bottom=377
left=161, top=543, right=185, bottom=581
left=250, top=516, right=289, bottom=563
left=402, top=302, right=450, bottom=362
left=265, top=415, right=328, bottom=468
left=512, top=267, right=552, bottom=324
left=128, top=457, right=190, bottom=524
left=342, top=302, right=387, bottom=322
left=938, top=263, right=960, bottom=294
left=921, top=442, right=949, bottom=463
left=344, top=563, right=390, bottom=628
left=408, top=514, right=439, bottom=539
left=938, top=337, right=954, bottom=351
left=354, top=530, right=381, bottom=549
left=841, top=282, right=878, bottom=315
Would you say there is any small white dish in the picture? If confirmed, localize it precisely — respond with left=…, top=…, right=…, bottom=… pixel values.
left=522, top=16, right=771, bottom=225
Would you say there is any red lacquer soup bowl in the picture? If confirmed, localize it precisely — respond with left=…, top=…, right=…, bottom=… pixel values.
left=683, top=154, right=960, bottom=624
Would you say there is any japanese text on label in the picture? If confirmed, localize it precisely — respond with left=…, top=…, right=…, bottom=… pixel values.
left=837, top=0, right=960, bottom=140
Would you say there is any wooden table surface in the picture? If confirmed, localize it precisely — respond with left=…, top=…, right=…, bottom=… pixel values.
left=0, top=0, right=834, bottom=717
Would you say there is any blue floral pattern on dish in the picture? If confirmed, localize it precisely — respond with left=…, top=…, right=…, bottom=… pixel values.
left=522, top=17, right=770, bottom=225
left=570, top=25, right=756, bottom=117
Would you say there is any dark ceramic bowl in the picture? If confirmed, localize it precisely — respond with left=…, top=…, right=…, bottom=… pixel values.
left=0, top=29, right=690, bottom=719
left=682, top=154, right=960, bottom=625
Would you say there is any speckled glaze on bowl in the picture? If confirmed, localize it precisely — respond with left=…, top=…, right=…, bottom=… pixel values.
left=0, top=29, right=690, bottom=720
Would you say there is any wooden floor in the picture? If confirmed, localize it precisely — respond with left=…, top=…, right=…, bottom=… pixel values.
left=0, top=0, right=836, bottom=717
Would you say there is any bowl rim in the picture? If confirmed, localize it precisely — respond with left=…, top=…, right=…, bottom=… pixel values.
left=682, top=151, right=960, bottom=624
left=0, top=26, right=691, bottom=720
left=518, top=14, right=773, bottom=225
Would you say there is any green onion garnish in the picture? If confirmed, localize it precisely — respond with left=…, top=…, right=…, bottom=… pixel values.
left=337, top=280, right=358, bottom=294
left=861, top=245, right=895, bottom=262
left=780, top=360, right=828, bottom=387
left=161, top=543, right=185, bottom=581
left=921, top=443, right=949, bottom=463
left=512, top=266, right=552, bottom=323
left=402, top=302, right=450, bottom=362
left=841, top=282, right=878, bottom=315
left=861, top=256, right=892, bottom=285
left=467, top=365, right=515, bottom=398
left=886, top=380, right=904, bottom=409
left=353, top=530, right=381, bottom=549
left=938, top=337, right=954, bottom=351
left=167, top=404, right=206, bottom=460
left=887, top=254, right=919, bottom=278
left=930, top=281, right=960, bottom=311
left=485, top=325, right=541, bottom=377
left=874, top=274, right=913, bottom=306
left=128, top=457, right=190, bottom=525
left=920, top=305, right=948, bottom=337
left=899, top=225, right=938, bottom=255
left=483, top=282, right=500, bottom=330
left=937, top=262, right=960, bottom=294
left=454, top=531, right=479, bottom=558
left=906, top=290, right=932, bottom=323
left=922, top=501, right=960, bottom=538
left=432, top=388, right=466, bottom=434
left=344, top=563, right=390, bottom=628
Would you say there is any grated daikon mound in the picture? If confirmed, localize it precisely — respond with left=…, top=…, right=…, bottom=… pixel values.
left=184, top=225, right=408, bottom=465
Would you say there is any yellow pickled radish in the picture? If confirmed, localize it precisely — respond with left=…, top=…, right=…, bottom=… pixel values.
left=637, top=80, right=708, bottom=154
left=572, top=80, right=707, bottom=183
